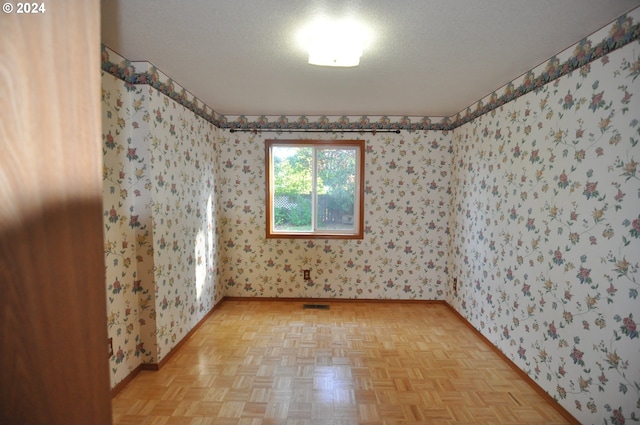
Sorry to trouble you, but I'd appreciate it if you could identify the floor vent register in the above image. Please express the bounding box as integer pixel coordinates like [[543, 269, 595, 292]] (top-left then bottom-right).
[[302, 304, 330, 310]]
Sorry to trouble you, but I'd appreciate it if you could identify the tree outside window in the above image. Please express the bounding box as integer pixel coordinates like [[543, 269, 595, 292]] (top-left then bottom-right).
[[266, 140, 364, 239]]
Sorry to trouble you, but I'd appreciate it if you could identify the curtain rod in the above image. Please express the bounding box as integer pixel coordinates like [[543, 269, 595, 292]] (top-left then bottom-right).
[[228, 128, 401, 134]]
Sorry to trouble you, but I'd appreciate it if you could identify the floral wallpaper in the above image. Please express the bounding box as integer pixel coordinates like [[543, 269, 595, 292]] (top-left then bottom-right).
[[101, 7, 640, 423], [102, 70, 157, 387], [218, 131, 451, 300], [102, 49, 222, 388], [146, 83, 222, 361], [448, 17, 640, 425]]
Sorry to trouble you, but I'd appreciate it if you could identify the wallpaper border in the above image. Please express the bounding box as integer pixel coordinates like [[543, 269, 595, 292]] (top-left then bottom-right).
[[101, 11, 639, 132]]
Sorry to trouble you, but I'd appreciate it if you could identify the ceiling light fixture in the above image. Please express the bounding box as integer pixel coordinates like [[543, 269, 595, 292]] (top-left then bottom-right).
[[300, 17, 371, 67]]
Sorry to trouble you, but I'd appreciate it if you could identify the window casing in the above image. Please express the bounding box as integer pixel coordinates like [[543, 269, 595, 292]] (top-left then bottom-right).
[[265, 139, 364, 239]]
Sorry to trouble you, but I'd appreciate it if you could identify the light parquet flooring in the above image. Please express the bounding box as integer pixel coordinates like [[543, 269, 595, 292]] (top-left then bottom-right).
[[112, 301, 571, 425]]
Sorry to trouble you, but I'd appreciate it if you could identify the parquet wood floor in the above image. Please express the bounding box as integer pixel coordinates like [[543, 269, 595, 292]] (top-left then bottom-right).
[[112, 300, 571, 425]]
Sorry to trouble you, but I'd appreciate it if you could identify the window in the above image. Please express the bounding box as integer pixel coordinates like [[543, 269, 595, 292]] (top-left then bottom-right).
[[265, 139, 364, 239]]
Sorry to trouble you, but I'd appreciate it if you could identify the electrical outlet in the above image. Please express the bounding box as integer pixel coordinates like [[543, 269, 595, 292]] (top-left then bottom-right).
[[303, 269, 311, 280], [108, 337, 113, 358]]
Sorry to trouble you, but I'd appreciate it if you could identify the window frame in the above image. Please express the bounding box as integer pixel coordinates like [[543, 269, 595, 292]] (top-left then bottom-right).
[[265, 139, 365, 240]]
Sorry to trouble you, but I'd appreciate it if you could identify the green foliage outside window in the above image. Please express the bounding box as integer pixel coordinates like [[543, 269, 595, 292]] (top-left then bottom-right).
[[273, 146, 356, 231]]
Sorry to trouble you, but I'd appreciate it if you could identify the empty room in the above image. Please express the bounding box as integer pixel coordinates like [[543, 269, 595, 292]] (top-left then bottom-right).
[[1, 1, 638, 424]]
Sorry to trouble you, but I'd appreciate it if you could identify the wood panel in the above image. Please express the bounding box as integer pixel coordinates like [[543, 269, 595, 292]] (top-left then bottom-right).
[[0, 1, 112, 424], [113, 300, 574, 424]]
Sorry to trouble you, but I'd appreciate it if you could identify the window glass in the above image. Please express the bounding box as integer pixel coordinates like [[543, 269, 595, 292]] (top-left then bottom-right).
[[266, 140, 364, 239]]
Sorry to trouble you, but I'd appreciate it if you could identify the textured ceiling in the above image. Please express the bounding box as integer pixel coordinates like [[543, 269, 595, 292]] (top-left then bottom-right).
[[101, 0, 640, 118]]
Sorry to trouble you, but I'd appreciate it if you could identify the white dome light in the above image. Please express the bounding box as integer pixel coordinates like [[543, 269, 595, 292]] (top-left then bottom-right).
[[299, 17, 372, 67]]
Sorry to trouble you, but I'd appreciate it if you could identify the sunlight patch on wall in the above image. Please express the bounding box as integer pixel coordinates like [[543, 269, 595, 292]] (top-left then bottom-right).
[[195, 230, 206, 300], [207, 193, 214, 274]]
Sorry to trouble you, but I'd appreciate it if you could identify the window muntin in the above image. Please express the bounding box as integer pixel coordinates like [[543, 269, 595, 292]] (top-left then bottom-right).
[[265, 140, 364, 239]]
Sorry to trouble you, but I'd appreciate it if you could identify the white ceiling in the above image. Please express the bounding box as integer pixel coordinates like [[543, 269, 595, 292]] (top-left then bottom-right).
[[101, 0, 640, 118]]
